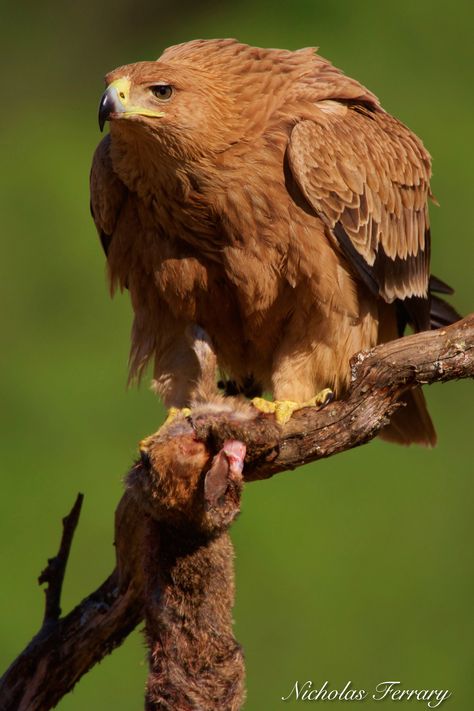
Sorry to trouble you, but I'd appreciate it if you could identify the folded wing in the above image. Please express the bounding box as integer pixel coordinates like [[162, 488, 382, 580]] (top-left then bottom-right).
[[287, 101, 432, 329]]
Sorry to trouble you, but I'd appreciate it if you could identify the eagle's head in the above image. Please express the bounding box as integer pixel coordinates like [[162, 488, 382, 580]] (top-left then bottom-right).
[[98, 39, 322, 167], [98, 42, 256, 164]]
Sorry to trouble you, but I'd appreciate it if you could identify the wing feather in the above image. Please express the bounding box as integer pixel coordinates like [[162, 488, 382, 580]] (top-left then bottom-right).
[[90, 134, 127, 257], [287, 102, 432, 310]]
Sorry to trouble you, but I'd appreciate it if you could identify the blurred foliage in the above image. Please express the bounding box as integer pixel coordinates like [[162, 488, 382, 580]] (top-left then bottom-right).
[[0, 0, 473, 708]]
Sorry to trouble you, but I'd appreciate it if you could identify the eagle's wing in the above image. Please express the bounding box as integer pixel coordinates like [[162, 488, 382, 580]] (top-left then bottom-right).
[[90, 134, 127, 259], [287, 101, 432, 329]]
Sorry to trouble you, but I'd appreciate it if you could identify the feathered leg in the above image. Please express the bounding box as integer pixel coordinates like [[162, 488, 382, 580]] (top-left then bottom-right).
[[256, 291, 379, 424]]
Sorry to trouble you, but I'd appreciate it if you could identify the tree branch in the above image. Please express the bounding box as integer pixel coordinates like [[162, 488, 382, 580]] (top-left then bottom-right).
[[191, 313, 474, 481], [1, 314, 472, 710]]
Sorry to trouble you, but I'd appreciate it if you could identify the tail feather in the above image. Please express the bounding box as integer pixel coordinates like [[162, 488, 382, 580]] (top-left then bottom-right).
[[380, 274, 459, 446], [429, 274, 461, 329], [430, 294, 462, 329], [429, 274, 455, 295], [379, 388, 437, 447]]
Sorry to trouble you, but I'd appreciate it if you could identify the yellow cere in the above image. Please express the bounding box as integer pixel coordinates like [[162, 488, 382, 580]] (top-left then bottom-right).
[[108, 77, 166, 119]]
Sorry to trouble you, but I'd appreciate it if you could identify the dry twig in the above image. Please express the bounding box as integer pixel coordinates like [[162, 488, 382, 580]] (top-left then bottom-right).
[[38, 493, 84, 625]]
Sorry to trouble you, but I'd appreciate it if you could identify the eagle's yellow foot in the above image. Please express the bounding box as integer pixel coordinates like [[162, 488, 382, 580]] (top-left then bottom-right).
[[138, 406, 191, 452], [252, 388, 333, 425], [163, 406, 192, 426]]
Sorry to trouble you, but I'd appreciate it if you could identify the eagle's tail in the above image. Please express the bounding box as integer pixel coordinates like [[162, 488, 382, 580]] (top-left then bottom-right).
[[379, 274, 460, 447], [379, 388, 437, 447], [428, 275, 462, 329]]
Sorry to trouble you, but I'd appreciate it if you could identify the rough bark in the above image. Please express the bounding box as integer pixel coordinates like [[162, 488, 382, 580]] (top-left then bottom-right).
[[0, 314, 473, 710]]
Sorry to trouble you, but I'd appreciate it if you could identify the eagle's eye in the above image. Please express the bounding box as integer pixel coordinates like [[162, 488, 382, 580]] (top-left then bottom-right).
[[150, 84, 173, 101]]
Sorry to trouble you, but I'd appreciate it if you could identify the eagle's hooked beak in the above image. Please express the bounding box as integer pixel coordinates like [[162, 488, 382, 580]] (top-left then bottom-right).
[[98, 78, 130, 132], [98, 77, 165, 131]]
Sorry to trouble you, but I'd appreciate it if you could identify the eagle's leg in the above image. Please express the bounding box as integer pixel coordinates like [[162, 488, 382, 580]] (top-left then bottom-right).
[[247, 317, 337, 424], [253, 288, 380, 424], [140, 324, 220, 452], [152, 323, 218, 405], [160, 323, 220, 418]]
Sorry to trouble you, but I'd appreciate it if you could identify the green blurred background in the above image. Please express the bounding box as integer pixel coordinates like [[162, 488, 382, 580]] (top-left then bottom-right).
[[1, 0, 473, 708]]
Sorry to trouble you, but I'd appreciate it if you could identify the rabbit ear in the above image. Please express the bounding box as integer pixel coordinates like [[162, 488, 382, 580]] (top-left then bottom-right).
[[204, 440, 246, 509], [204, 449, 231, 508]]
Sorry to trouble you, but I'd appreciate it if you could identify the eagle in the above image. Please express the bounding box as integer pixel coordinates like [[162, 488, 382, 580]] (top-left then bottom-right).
[[90, 39, 458, 445]]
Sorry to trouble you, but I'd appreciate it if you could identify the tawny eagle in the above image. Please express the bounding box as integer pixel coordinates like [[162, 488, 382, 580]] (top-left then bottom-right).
[[90, 39, 458, 444]]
